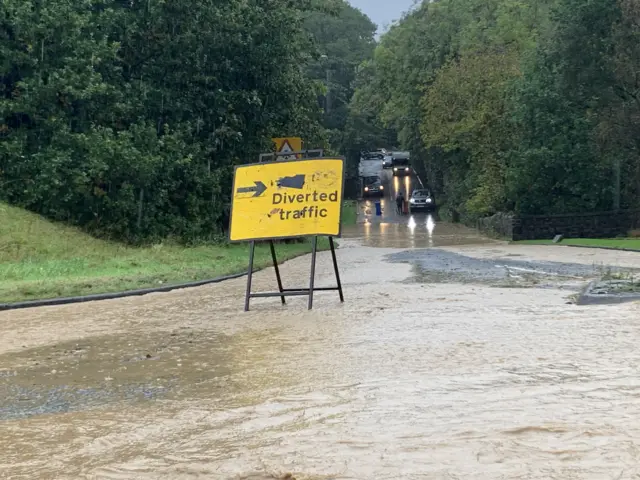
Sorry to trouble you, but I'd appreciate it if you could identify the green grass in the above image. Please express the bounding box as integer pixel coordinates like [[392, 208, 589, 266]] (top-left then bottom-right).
[[516, 238, 640, 251], [341, 200, 357, 226], [0, 203, 333, 303]]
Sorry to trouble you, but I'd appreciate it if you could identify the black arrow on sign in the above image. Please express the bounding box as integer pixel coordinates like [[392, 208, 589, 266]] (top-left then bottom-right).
[[236, 181, 267, 197], [277, 174, 305, 189]]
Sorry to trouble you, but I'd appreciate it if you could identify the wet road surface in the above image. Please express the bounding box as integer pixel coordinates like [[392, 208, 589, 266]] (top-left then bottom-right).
[[352, 162, 491, 248], [3, 178, 640, 478]]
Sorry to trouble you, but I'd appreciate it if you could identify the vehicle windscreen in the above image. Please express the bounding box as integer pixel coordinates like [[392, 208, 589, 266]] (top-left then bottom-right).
[[364, 176, 380, 185], [393, 158, 409, 166], [412, 190, 431, 198]]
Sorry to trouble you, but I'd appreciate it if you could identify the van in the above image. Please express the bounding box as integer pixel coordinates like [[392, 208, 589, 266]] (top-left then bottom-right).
[[392, 153, 411, 176]]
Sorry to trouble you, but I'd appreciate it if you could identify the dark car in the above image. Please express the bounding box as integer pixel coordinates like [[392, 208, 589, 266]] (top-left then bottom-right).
[[362, 175, 384, 197], [409, 189, 436, 212], [392, 157, 411, 176], [382, 154, 393, 169]]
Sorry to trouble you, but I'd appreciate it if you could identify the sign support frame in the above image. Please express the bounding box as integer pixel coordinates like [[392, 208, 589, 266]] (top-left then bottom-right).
[[244, 236, 343, 311]]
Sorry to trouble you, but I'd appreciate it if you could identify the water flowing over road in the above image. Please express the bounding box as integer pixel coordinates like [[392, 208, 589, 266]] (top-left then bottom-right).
[[3, 188, 640, 478]]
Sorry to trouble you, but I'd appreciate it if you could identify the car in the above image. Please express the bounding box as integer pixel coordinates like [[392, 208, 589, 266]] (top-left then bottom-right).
[[382, 155, 394, 169], [362, 151, 385, 161], [392, 158, 411, 176], [362, 175, 385, 197], [409, 189, 436, 212]]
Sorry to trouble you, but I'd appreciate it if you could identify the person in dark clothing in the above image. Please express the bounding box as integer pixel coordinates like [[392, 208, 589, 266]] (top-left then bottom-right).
[[395, 191, 405, 215]]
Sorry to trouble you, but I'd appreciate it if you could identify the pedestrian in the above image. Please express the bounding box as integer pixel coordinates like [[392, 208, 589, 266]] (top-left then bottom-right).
[[396, 191, 405, 215]]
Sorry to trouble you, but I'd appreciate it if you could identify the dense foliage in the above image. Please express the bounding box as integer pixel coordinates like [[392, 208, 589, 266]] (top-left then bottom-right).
[[7, 0, 634, 238], [348, 0, 640, 219], [1, 0, 375, 242], [304, 1, 376, 180]]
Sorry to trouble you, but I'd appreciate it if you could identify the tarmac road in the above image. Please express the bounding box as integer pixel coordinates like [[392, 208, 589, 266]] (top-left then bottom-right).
[[353, 160, 489, 248]]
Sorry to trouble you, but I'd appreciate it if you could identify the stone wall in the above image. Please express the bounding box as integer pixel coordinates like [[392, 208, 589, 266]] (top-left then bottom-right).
[[476, 212, 514, 239], [476, 210, 640, 241]]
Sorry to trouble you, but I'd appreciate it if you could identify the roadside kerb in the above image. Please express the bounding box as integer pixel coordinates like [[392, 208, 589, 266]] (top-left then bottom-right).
[[0, 272, 249, 312], [576, 280, 640, 306], [508, 242, 640, 253]]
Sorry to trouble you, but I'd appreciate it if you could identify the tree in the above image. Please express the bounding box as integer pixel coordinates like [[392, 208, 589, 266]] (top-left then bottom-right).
[[506, 0, 622, 214], [304, 0, 377, 146], [1, 0, 327, 242], [421, 49, 521, 216], [599, 0, 640, 209], [346, 0, 640, 218]]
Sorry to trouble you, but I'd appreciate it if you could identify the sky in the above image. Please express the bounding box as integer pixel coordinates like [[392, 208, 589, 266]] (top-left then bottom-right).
[[347, 0, 417, 35]]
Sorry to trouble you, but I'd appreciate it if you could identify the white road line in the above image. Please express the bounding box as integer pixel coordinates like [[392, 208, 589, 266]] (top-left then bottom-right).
[[495, 265, 583, 279]]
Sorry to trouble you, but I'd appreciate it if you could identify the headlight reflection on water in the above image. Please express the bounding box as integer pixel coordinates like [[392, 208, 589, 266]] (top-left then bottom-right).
[[426, 215, 435, 235], [408, 215, 417, 233], [426, 215, 435, 247]]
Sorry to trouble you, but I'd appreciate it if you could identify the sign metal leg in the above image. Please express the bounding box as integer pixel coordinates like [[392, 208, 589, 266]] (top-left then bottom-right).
[[308, 236, 318, 310], [329, 237, 344, 302], [270, 240, 286, 305], [244, 241, 256, 312]]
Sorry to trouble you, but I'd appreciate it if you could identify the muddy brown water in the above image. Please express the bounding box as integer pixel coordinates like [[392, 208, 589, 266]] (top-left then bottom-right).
[[2, 217, 640, 478]]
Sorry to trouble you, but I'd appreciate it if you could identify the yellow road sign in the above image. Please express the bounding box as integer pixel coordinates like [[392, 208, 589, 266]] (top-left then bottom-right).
[[229, 157, 345, 242], [272, 137, 302, 160]]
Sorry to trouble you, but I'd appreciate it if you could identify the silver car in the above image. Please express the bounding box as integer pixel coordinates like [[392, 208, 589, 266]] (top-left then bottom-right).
[[409, 189, 436, 212]]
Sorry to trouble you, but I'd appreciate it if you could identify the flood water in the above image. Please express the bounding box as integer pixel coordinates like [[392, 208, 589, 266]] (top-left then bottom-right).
[[3, 180, 640, 478], [351, 166, 493, 249]]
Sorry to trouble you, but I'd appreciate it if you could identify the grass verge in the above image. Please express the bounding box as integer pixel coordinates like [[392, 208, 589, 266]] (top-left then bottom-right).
[[342, 200, 357, 225], [516, 238, 640, 251], [0, 203, 331, 303]]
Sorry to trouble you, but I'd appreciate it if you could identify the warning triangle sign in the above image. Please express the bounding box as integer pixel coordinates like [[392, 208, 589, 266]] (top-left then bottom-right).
[[278, 140, 297, 160]]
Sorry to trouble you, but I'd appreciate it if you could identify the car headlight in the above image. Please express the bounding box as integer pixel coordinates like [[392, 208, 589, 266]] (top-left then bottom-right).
[[426, 198, 432, 203], [409, 198, 416, 204], [393, 167, 397, 171], [364, 187, 369, 192], [405, 167, 409, 171], [379, 185, 384, 190]]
